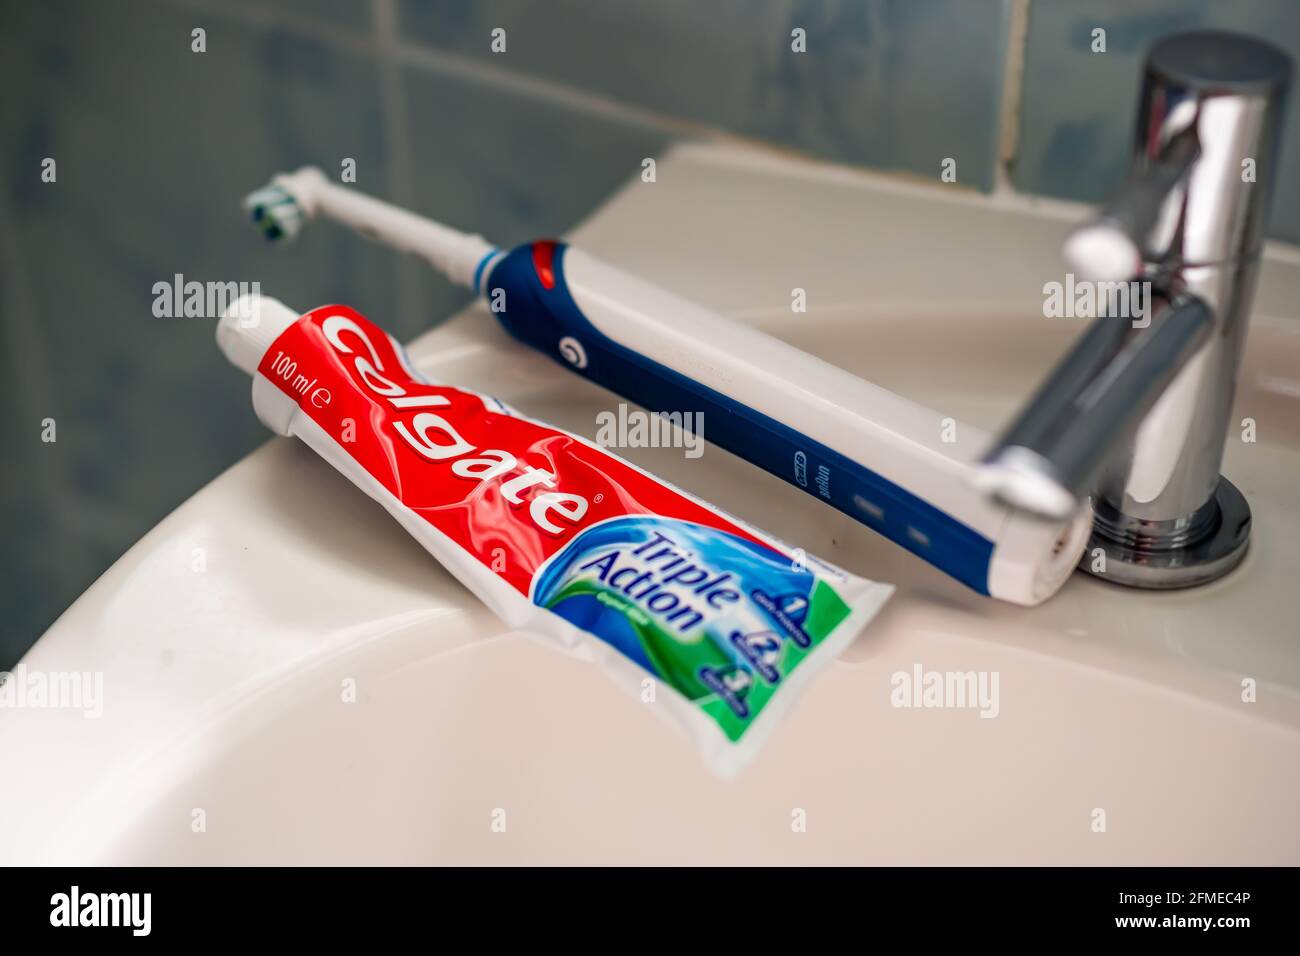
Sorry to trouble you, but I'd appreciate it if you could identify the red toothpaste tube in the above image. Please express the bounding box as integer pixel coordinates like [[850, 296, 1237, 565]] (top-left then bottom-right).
[[217, 295, 892, 775]]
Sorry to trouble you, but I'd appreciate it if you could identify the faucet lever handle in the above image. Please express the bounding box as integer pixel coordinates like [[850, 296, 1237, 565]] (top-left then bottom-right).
[[1062, 130, 1199, 283]]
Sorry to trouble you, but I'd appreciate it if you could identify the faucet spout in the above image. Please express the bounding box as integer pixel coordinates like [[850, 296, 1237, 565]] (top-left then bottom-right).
[[977, 297, 1213, 520]]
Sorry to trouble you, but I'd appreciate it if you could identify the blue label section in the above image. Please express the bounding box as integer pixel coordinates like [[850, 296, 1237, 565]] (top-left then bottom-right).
[[487, 242, 994, 595], [533, 515, 818, 688]]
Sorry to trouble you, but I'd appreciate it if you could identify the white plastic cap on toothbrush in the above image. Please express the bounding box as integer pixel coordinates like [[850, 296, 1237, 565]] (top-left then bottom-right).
[[251, 166, 494, 289]]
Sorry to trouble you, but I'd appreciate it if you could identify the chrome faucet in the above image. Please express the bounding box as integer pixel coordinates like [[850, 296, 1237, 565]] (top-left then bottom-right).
[[979, 31, 1292, 589]]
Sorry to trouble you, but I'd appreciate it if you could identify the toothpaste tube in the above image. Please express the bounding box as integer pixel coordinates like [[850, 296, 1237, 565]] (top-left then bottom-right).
[[217, 295, 893, 776]]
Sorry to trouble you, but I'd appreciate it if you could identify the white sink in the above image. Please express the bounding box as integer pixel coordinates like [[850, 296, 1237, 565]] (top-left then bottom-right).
[[3, 142, 1297, 864]]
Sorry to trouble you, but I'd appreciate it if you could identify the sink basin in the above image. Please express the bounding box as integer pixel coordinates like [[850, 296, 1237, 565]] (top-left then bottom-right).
[[3, 142, 1297, 864]]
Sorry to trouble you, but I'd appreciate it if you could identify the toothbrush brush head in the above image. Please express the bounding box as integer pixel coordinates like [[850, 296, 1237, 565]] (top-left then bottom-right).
[[242, 184, 305, 243]]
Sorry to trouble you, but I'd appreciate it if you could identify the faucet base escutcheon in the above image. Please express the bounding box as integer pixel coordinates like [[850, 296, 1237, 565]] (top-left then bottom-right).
[[1081, 476, 1251, 589]]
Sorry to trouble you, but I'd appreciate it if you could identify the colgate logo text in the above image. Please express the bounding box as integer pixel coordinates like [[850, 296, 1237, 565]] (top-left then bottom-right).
[[321, 314, 589, 535]]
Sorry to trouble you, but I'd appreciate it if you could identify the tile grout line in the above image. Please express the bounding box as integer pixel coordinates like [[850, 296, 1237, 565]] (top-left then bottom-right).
[[993, 0, 1031, 198], [371, 0, 426, 329], [159, 0, 696, 140], [389, 39, 711, 142]]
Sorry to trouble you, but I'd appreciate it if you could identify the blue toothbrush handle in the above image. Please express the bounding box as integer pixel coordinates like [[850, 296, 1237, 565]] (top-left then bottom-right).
[[484, 240, 996, 595]]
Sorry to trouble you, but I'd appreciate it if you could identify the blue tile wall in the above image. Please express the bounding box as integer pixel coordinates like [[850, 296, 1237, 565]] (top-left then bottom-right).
[[399, 0, 1012, 192], [400, 67, 670, 247], [1014, 0, 1300, 243], [0, 0, 396, 667]]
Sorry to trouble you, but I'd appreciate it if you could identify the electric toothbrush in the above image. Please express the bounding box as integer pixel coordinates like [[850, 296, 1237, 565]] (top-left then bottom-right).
[[243, 167, 1091, 605]]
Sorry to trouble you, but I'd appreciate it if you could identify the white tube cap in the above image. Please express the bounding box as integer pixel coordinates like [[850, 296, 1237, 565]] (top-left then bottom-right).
[[216, 294, 299, 374]]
